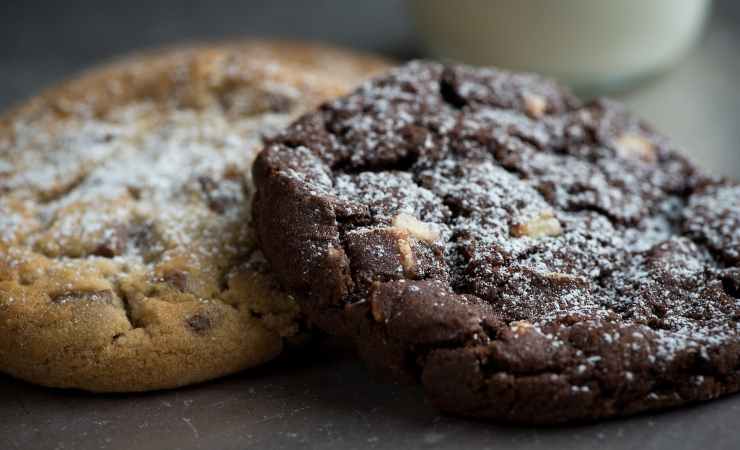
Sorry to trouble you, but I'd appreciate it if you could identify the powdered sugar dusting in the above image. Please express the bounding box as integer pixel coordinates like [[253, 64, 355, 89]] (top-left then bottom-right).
[[1, 78, 310, 279], [266, 60, 740, 373]]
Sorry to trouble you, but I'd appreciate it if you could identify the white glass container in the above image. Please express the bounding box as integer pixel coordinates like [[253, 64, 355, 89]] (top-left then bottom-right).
[[409, 0, 711, 94]]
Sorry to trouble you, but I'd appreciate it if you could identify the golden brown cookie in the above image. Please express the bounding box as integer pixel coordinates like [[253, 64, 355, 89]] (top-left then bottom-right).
[[0, 40, 390, 392]]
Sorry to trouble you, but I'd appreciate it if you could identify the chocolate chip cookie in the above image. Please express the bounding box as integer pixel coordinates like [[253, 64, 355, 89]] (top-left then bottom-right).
[[253, 61, 740, 423], [0, 41, 390, 392]]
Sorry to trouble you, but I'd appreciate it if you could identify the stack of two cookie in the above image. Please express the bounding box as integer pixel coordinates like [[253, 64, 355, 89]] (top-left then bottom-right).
[[2, 41, 738, 424]]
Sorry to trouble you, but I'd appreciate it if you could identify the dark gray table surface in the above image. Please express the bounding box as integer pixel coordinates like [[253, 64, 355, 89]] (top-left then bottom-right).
[[2, 342, 740, 450], [1, 1, 739, 449]]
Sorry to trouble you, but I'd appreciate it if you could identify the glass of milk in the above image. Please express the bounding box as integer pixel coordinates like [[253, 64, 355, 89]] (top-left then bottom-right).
[[408, 0, 711, 95]]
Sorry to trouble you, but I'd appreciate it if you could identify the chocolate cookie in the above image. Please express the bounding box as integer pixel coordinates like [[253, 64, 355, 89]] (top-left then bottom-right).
[[0, 41, 390, 392], [253, 61, 740, 423]]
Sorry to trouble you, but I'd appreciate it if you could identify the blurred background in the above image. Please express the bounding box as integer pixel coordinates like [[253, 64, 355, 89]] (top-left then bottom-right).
[[1, 0, 738, 177]]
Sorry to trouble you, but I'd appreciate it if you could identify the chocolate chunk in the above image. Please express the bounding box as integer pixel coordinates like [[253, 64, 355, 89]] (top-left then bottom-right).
[[52, 290, 116, 305], [162, 270, 190, 292], [261, 92, 295, 113], [93, 224, 128, 258], [185, 312, 212, 335], [198, 174, 242, 214]]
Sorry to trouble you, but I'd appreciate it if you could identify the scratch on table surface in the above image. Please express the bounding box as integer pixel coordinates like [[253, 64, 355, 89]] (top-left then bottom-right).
[[182, 417, 199, 440], [256, 413, 284, 424], [256, 406, 310, 424]]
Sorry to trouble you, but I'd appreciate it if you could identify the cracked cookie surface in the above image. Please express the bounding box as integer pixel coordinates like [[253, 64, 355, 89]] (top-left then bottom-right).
[[0, 41, 390, 392], [254, 61, 740, 423]]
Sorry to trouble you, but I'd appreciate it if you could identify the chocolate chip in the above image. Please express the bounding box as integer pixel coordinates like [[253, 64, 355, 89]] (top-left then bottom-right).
[[198, 175, 218, 193], [162, 270, 189, 292], [261, 92, 294, 113], [129, 221, 156, 249], [126, 185, 142, 200], [197, 174, 240, 214], [93, 224, 128, 257], [93, 221, 158, 259], [52, 290, 115, 305], [185, 313, 211, 335]]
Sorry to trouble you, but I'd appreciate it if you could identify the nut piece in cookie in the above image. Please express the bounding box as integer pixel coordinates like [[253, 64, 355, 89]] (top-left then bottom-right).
[[391, 213, 441, 243], [613, 133, 657, 163], [522, 93, 548, 118], [510, 211, 563, 238]]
